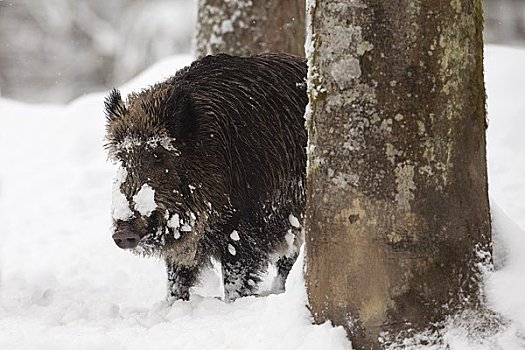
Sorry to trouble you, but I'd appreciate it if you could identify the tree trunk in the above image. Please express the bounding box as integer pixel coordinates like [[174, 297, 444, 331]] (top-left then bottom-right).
[[195, 0, 305, 57], [305, 0, 491, 348]]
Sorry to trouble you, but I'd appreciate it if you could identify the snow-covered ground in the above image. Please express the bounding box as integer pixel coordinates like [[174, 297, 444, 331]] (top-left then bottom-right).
[[0, 46, 524, 349]]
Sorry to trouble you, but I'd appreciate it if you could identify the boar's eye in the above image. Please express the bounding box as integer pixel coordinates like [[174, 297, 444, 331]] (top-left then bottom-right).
[[150, 151, 165, 164]]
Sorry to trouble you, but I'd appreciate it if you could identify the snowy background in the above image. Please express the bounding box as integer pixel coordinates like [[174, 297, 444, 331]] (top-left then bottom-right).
[[0, 0, 196, 103], [0, 0, 524, 104], [1, 1, 525, 348], [0, 45, 524, 350]]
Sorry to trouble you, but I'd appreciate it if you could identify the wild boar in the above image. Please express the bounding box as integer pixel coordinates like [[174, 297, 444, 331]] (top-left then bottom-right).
[[105, 53, 307, 301]]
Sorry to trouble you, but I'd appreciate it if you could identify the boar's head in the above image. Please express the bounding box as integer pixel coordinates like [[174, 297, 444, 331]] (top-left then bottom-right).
[[104, 86, 212, 262]]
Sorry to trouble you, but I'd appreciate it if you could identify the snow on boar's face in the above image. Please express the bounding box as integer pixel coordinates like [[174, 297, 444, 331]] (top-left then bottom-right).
[[104, 87, 209, 261]]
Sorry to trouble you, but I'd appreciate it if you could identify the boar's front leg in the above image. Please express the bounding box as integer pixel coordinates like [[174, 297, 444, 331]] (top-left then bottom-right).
[[165, 256, 201, 301], [221, 232, 266, 302]]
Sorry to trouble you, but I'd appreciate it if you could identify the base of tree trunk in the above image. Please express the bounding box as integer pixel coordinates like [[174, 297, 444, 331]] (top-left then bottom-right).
[[304, 1, 492, 348]]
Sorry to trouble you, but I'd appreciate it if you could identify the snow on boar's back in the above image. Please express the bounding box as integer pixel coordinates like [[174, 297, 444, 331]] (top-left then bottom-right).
[[104, 53, 307, 301]]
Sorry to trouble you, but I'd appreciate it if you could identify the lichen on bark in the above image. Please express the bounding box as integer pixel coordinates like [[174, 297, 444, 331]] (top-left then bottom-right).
[[305, 1, 492, 348], [195, 0, 305, 57]]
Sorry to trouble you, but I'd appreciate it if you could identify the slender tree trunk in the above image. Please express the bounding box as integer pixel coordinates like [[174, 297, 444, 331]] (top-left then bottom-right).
[[305, 0, 491, 348], [195, 0, 305, 57]]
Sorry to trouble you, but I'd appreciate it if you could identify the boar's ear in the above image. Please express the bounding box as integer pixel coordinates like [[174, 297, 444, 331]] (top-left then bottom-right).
[[163, 86, 198, 143], [104, 88, 127, 123]]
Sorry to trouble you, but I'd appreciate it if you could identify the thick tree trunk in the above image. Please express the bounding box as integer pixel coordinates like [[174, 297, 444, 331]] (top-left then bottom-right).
[[305, 0, 491, 348], [195, 0, 305, 57]]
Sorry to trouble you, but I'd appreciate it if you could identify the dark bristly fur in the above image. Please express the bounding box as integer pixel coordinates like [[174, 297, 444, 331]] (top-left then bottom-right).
[[105, 53, 307, 301]]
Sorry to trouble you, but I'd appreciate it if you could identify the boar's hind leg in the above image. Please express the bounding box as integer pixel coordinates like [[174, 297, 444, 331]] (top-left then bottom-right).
[[273, 253, 299, 293], [165, 257, 201, 301], [221, 248, 266, 302], [271, 224, 303, 293]]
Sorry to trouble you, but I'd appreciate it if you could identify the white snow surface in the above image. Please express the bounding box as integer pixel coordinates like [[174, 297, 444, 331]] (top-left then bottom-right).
[[133, 184, 157, 217], [111, 166, 134, 221], [289, 213, 301, 228], [167, 213, 181, 239], [0, 47, 524, 349], [230, 230, 240, 241], [228, 244, 237, 256]]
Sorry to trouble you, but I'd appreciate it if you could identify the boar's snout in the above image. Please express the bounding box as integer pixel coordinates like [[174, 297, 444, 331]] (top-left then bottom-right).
[[112, 229, 140, 249]]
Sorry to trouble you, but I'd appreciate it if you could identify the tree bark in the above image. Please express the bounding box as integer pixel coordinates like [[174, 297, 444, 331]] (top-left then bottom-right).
[[305, 0, 491, 348], [195, 0, 305, 58]]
